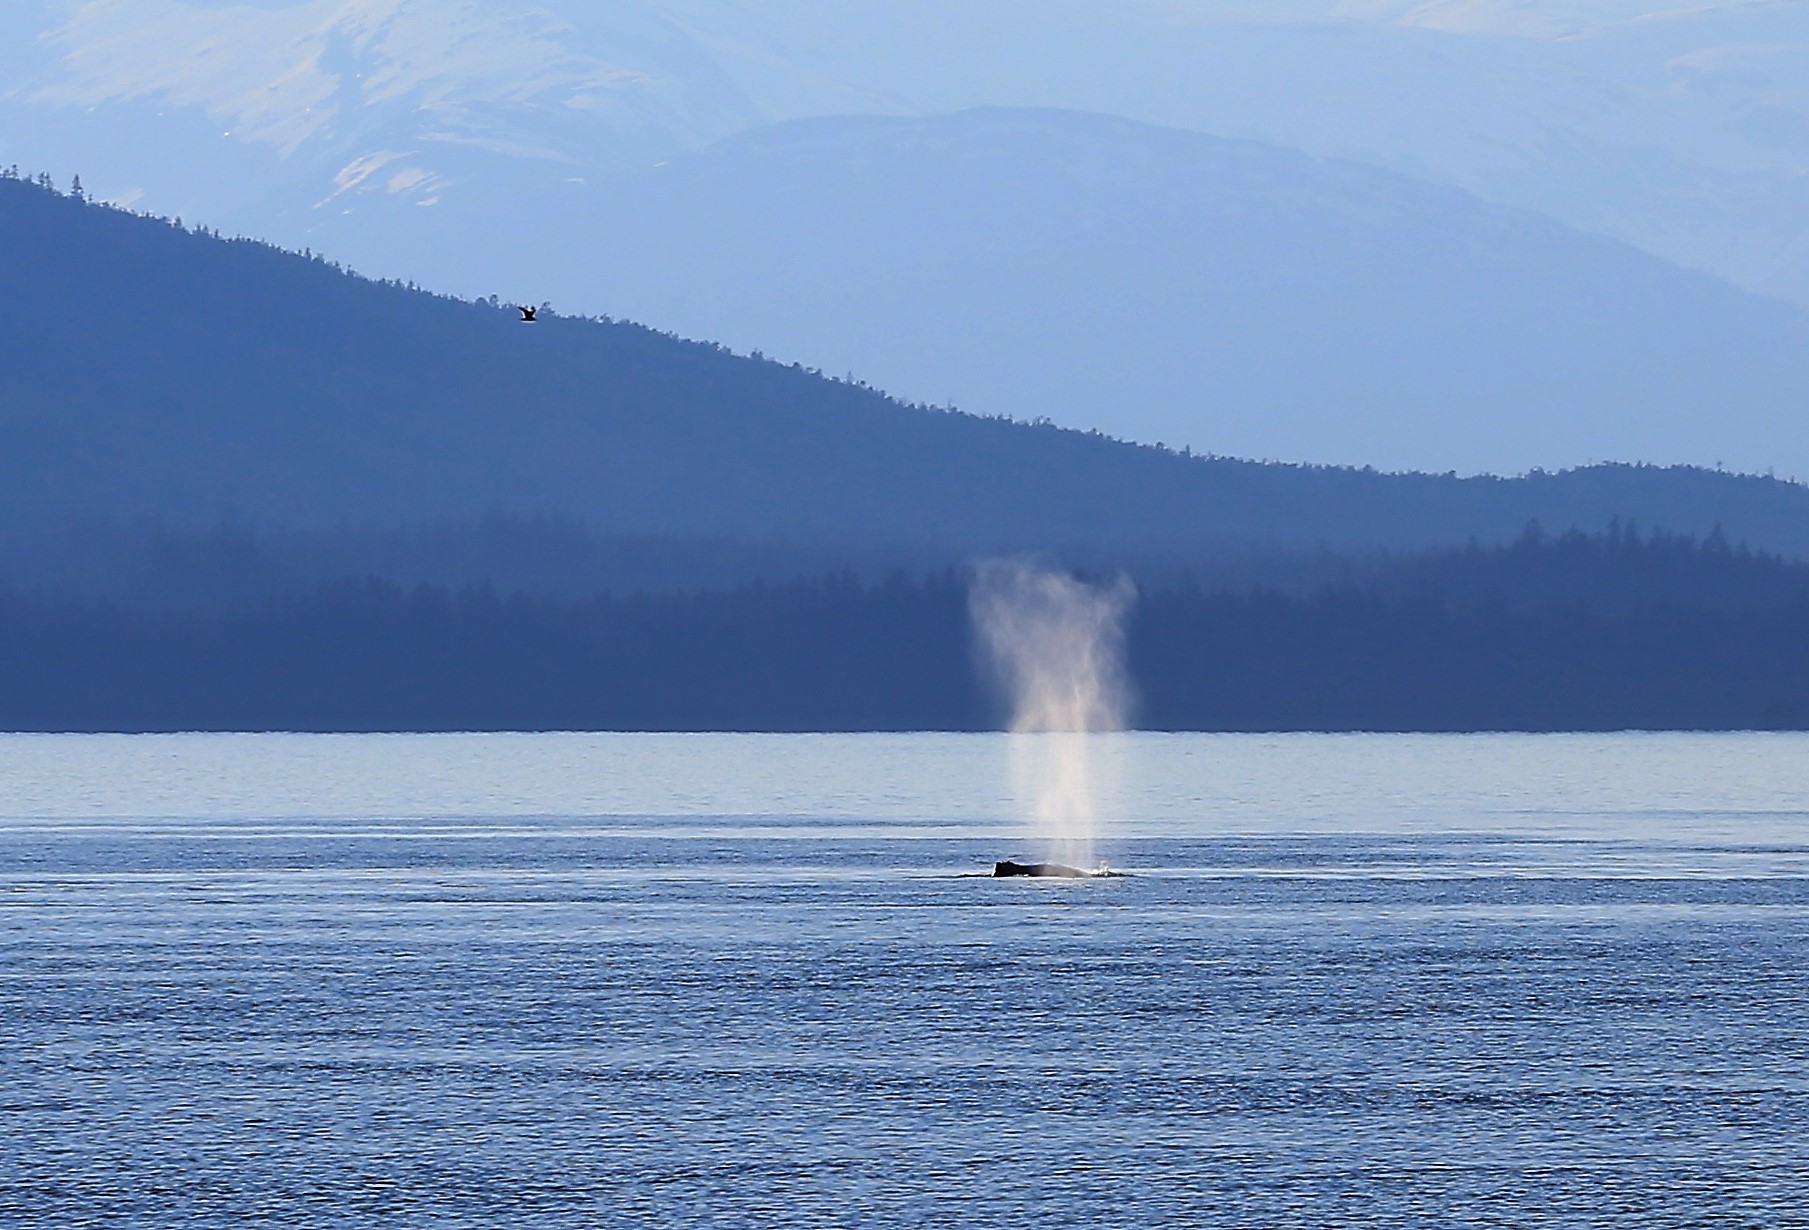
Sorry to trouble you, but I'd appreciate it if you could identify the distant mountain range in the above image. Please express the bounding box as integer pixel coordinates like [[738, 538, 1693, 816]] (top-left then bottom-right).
[[7, 2, 1808, 474], [525, 108, 1809, 477], [7, 171, 1809, 602], [4, 0, 1805, 306]]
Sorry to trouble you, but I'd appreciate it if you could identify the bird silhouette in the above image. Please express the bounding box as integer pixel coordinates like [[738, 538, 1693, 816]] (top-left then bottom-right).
[[518, 305, 538, 322]]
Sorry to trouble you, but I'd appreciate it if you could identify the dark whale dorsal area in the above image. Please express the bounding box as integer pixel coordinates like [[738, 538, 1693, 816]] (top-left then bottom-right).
[[994, 860, 1093, 878]]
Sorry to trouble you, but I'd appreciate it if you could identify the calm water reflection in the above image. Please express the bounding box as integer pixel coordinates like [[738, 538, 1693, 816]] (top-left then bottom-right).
[[3, 733, 1807, 1227]]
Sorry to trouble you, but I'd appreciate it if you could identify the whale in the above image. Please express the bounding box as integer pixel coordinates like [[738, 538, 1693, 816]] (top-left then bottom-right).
[[993, 859, 1093, 878]]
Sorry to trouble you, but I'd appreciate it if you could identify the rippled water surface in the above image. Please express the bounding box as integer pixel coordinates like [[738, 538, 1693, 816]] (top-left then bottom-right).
[[4, 732, 1808, 1227]]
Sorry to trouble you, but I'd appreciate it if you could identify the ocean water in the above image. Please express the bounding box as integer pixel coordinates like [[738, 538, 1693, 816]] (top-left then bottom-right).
[[2, 732, 1807, 1228]]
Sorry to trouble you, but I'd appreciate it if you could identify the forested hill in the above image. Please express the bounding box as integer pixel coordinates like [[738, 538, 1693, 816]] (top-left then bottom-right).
[[6, 171, 1809, 573]]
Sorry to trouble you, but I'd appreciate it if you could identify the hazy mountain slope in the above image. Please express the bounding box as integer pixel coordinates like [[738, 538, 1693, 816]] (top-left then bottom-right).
[[660, 0, 1809, 304], [542, 108, 1809, 477], [6, 173, 1809, 571], [0, 0, 804, 263], [3, 0, 1804, 306]]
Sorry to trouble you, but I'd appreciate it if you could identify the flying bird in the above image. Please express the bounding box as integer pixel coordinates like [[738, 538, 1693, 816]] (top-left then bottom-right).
[[518, 305, 538, 322]]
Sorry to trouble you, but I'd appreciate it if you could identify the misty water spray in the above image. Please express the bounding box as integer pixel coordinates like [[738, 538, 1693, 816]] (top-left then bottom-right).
[[970, 561, 1135, 870]]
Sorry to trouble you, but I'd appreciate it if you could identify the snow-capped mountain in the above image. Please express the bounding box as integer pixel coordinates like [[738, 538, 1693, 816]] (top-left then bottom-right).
[[4, 0, 1805, 304], [0, 0, 768, 233], [4, 1, 1808, 474]]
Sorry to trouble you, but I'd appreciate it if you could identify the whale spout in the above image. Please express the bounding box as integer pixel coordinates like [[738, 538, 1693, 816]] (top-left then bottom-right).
[[994, 859, 1092, 878]]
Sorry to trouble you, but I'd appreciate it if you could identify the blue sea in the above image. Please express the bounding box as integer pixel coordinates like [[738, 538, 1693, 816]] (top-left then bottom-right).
[[3, 732, 1807, 1228]]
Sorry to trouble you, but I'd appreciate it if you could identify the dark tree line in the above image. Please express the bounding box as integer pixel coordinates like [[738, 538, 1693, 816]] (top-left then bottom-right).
[[1133, 587, 1809, 732], [3, 529, 1809, 732], [0, 573, 978, 733]]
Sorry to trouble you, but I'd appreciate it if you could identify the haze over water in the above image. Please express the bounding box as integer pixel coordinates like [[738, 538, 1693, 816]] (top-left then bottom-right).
[[4, 732, 1808, 1227]]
